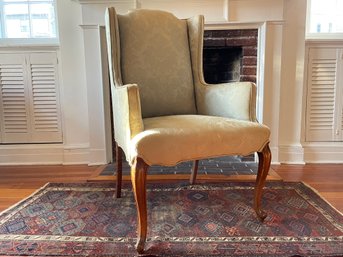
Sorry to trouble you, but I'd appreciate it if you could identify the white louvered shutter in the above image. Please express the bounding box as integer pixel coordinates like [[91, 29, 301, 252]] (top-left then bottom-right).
[[338, 49, 343, 141], [0, 54, 31, 143], [0, 52, 62, 143], [305, 48, 343, 142], [28, 53, 62, 143]]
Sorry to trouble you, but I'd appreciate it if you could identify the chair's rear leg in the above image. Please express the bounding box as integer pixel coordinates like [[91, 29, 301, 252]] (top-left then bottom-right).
[[254, 143, 271, 221], [190, 160, 199, 185], [115, 143, 123, 198], [131, 157, 149, 254]]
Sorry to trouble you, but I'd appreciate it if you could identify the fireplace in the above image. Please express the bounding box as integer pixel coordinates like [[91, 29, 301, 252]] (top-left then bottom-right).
[[203, 29, 258, 84]]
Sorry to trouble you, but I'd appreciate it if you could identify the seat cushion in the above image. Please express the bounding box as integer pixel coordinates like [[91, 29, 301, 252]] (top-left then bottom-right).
[[129, 115, 270, 166]]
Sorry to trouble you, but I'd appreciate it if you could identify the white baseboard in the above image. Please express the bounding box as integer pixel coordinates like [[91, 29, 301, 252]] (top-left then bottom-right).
[[87, 148, 109, 166], [2, 143, 343, 165], [303, 143, 343, 163], [275, 143, 343, 164], [278, 145, 305, 164], [270, 146, 280, 165], [0, 144, 64, 165], [63, 144, 90, 165], [0, 144, 106, 165]]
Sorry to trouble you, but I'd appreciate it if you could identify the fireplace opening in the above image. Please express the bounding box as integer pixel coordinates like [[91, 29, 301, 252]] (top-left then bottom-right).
[[203, 47, 242, 83], [202, 29, 258, 85]]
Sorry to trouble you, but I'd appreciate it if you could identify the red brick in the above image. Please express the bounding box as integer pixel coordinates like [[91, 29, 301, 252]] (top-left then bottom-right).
[[209, 30, 234, 38], [243, 46, 257, 56], [204, 30, 212, 38], [241, 29, 258, 37], [226, 37, 257, 47], [241, 66, 256, 76], [242, 56, 257, 66], [209, 29, 258, 38], [204, 38, 226, 47], [240, 75, 256, 83]]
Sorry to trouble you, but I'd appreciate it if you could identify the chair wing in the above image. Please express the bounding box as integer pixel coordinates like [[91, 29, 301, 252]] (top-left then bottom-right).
[[187, 15, 257, 121]]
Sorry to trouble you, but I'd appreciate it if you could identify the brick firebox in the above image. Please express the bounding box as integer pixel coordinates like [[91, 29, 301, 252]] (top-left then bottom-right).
[[203, 29, 258, 84]]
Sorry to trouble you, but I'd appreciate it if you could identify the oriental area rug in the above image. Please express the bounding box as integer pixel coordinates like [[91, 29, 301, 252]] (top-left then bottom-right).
[[0, 182, 342, 257]]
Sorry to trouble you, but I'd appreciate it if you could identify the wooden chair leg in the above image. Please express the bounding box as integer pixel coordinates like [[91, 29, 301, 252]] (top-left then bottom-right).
[[254, 143, 271, 221], [115, 143, 123, 198], [131, 157, 149, 254], [190, 160, 199, 185]]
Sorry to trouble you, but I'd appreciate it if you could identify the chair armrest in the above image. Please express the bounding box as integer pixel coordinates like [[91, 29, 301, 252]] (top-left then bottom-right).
[[112, 84, 144, 157], [196, 81, 257, 121]]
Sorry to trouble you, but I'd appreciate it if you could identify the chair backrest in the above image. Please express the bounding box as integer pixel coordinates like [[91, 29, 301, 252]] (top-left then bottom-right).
[[107, 8, 197, 118]]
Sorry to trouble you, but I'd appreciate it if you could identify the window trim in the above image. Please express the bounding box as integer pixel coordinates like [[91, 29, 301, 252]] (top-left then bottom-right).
[[0, 37, 59, 47], [306, 0, 343, 40]]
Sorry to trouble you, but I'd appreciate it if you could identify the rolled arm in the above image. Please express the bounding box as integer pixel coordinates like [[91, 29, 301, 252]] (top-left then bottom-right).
[[196, 81, 257, 122], [112, 84, 144, 159]]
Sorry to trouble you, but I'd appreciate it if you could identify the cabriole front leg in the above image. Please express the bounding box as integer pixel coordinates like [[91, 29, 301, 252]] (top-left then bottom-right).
[[254, 143, 271, 221], [131, 157, 149, 254]]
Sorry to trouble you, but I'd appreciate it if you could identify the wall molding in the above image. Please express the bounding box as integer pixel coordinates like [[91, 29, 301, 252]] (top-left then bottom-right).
[[278, 145, 305, 164], [0, 144, 90, 165], [277, 143, 343, 164], [303, 143, 343, 163]]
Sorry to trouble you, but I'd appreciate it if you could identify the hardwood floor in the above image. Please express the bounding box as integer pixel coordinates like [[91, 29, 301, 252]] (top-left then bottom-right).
[[0, 164, 342, 213], [0, 165, 99, 212], [272, 164, 343, 213]]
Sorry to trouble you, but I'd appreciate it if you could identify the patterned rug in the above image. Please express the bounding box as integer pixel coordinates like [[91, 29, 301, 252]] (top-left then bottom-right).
[[0, 181, 342, 257]]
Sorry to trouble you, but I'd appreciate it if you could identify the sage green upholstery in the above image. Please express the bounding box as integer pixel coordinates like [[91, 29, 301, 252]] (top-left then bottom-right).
[[118, 9, 197, 118], [132, 115, 269, 166], [105, 8, 270, 166]]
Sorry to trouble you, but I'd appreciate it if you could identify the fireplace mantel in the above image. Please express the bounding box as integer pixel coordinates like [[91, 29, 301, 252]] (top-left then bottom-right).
[[75, 0, 230, 23]]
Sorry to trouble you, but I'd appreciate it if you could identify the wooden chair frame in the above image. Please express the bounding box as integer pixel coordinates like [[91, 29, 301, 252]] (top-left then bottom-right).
[[115, 142, 271, 253]]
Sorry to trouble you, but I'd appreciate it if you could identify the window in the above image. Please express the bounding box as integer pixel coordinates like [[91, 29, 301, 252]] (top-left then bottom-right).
[[307, 0, 343, 38], [0, 0, 58, 44]]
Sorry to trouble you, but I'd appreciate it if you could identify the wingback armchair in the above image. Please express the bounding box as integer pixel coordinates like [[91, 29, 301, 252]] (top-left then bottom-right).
[[105, 7, 271, 253]]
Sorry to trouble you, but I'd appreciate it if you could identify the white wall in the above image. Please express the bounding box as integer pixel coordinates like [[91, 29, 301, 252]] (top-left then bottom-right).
[[278, 0, 307, 163], [57, 0, 90, 164], [0, 0, 91, 165]]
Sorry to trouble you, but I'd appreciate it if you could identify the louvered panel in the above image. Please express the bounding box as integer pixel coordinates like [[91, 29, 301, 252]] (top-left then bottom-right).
[[305, 48, 342, 142], [28, 53, 62, 143], [0, 63, 30, 137], [308, 59, 335, 131], [31, 64, 59, 132]]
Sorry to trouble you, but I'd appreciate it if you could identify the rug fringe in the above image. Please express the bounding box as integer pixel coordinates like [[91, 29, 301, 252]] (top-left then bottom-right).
[[300, 181, 343, 216]]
